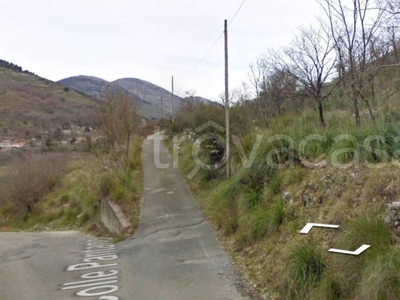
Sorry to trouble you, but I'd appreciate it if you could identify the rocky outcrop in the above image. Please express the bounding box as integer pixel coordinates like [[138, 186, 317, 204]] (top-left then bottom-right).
[[386, 202, 400, 236]]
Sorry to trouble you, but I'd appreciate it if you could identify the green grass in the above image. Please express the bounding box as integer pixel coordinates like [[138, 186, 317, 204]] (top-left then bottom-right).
[[238, 206, 271, 243], [268, 174, 283, 195], [237, 187, 263, 210], [34, 158, 101, 230], [356, 245, 400, 299], [287, 241, 326, 299], [272, 200, 285, 229], [205, 179, 240, 235], [281, 214, 400, 299], [331, 215, 400, 299]]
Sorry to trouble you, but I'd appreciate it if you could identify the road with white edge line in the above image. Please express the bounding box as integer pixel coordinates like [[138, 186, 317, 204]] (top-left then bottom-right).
[[0, 134, 251, 299]]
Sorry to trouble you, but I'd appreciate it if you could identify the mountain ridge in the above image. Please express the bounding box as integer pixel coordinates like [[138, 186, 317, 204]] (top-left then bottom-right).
[[59, 75, 213, 120]]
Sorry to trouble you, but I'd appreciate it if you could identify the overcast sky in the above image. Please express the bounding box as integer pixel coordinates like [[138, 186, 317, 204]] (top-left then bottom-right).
[[0, 0, 322, 100]]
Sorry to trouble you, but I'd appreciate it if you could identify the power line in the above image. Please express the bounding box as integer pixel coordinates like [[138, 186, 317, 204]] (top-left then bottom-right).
[[229, 0, 246, 26], [185, 0, 247, 77], [186, 31, 224, 77]]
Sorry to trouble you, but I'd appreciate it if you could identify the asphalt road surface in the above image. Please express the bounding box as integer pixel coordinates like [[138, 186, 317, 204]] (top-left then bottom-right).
[[0, 134, 251, 300]]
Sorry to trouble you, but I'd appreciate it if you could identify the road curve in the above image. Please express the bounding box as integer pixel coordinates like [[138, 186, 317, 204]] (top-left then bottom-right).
[[0, 134, 251, 300]]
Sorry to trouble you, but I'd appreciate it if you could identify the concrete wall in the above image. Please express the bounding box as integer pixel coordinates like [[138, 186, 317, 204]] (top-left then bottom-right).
[[101, 198, 130, 235]]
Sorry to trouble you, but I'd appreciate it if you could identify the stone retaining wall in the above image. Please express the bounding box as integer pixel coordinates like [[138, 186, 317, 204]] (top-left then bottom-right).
[[101, 198, 130, 235]]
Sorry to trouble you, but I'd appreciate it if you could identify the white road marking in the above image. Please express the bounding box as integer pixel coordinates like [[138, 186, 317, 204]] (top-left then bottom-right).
[[76, 285, 119, 297], [62, 239, 121, 299], [67, 262, 118, 271], [62, 280, 118, 290], [63, 276, 118, 286]]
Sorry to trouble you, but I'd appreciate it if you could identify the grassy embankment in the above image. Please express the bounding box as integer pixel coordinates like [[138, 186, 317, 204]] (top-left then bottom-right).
[[0, 137, 143, 238], [169, 99, 400, 299]]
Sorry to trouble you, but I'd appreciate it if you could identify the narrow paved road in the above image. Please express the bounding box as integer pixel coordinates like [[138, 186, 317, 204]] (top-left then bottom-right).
[[0, 231, 90, 299], [0, 134, 250, 300]]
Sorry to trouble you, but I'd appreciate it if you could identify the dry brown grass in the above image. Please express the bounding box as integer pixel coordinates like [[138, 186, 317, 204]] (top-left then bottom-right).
[[0, 153, 68, 223]]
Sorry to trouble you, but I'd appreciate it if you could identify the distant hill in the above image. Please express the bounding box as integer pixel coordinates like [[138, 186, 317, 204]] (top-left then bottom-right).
[[0, 59, 214, 141], [59, 76, 213, 120], [60, 76, 163, 120], [113, 78, 214, 111], [113, 78, 183, 113], [59, 76, 121, 100], [0, 65, 97, 141]]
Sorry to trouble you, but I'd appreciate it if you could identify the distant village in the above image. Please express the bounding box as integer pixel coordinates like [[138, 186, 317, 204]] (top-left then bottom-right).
[[0, 125, 98, 151]]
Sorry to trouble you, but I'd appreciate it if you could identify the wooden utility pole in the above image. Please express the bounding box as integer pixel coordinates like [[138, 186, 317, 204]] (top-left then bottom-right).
[[171, 76, 175, 123], [224, 19, 230, 179], [161, 96, 163, 119]]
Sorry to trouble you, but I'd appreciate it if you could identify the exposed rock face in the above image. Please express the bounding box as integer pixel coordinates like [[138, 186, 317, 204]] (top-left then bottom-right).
[[303, 195, 311, 207], [282, 191, 291, 202], [386, 202, 400, 236]]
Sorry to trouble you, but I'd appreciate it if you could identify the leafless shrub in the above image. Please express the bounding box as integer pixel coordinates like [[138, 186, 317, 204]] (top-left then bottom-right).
[[96, 90, 140, 159], [0, 153, 68, 218]]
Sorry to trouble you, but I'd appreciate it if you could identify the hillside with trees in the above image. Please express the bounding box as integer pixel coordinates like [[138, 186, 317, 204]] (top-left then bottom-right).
[[0, 59, 36, 76], [0, 63, 98, 142], [167, 1, 400, 299]]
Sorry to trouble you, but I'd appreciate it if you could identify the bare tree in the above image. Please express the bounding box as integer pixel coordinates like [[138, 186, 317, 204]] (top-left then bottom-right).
[[269, 26, 339, 127], [248, 61, 263, 99], [385, 26, 400, 63], [247, 59, 271, 120], [317, 0, 391, 125], [262, 68, 297, 116], [218, 89, 241, 107], [120, 93, 140, 158], [383, 0, 400, 15], [96, 90, 140, 158], [238, 82, 253, 104]]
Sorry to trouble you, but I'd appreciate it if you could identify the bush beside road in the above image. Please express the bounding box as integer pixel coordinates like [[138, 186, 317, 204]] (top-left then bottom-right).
[[0, 136, 143, 238]]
